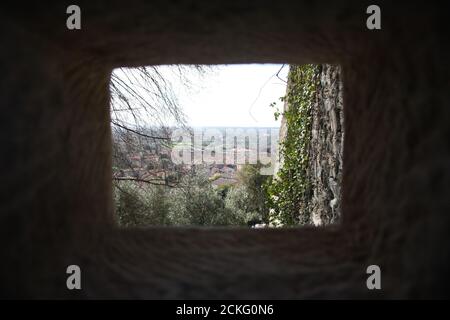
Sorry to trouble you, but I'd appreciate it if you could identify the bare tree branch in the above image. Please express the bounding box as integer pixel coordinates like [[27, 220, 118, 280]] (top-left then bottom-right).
[[113, 176, 178, 188], [111, 121, 170, 141], [109, 65, 211, 189]]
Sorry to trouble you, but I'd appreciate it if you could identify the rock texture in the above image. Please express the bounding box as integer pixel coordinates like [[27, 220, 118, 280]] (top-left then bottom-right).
[[1, 1, 449, 299], [276, 64, 343, 226], [309, 65, 344, 225]]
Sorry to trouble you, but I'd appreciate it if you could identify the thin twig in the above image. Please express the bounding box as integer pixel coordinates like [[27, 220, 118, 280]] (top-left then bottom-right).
[[111, 121, 170, 140]]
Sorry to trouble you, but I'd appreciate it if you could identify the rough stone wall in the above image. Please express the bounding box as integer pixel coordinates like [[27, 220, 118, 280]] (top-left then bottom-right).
[[309, 65, 344, 226], [1, 1, 449, 299], [276, 64, 343, 226]]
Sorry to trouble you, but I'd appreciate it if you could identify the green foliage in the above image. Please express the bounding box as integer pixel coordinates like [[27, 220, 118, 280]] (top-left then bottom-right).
[[270, 101, 281, 121], [208, 172, 222, 181], [224, 185, 261, 224], [114, 181, 171, 227], [216, 183, 233, 199], [266, 64, 320, 226], [114, 165, 271, 227], [167, 171, 230, 226], [236, 163, 271, 222]]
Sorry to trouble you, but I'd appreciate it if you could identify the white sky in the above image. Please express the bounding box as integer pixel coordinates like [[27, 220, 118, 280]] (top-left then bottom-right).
[[112, 64, 289, 128], [175, 64, 288, 128]]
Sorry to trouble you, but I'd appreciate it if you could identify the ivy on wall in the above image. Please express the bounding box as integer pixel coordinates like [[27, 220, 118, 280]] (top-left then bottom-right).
[[266, 64, 320, 226]]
